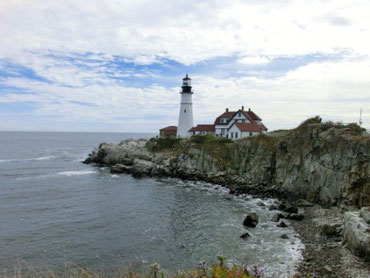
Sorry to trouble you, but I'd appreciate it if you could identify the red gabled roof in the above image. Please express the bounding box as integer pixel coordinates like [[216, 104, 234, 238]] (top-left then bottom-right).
[[214, 111, 237, 125], [258, 123, 268, 131], [214, 109, 262, 125], [231, 122, 265, 132], [189, 124, 215, 132], [160, 125, 177, 131], [245, 110, 262, 121]]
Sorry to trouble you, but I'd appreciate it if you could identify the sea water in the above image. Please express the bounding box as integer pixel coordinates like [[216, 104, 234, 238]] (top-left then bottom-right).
[[0, 132, 303, 276]]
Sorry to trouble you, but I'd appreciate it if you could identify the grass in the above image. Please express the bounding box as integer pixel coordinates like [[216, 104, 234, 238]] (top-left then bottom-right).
[[0, 257, 268, 278], [147, 137, 182, 152], [190, 134, 232, 145], [296, 116, 366, 135]]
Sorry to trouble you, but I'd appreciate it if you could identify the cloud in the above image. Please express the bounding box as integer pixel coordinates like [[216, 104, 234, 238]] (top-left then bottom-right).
[[1, 54, 369, 131], [238, 56, 270, 65], [1, 0, 370, 64], [0, 0, 369, 131]]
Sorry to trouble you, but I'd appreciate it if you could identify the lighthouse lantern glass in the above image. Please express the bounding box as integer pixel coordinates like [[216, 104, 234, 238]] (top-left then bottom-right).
[[183, 80, 191, 87]]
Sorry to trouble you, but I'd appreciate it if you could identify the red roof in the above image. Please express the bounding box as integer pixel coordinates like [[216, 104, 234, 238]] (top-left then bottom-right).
[[214, 109, 262, 125], [246, 110, 262, 121], [230, 122, 265, 132], [214, 112, 236, 125], [160, 125, 177, 131], [189, 124, 215, 132]]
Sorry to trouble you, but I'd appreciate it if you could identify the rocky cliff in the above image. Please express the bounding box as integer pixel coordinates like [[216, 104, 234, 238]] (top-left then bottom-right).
[[84, 123, 370, 208]]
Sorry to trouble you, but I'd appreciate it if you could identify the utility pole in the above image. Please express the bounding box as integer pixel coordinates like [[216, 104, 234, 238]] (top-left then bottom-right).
[[359, 108, 363, 126]]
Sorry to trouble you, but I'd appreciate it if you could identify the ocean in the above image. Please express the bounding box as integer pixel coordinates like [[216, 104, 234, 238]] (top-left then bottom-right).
[[0, 131, 303, 276]]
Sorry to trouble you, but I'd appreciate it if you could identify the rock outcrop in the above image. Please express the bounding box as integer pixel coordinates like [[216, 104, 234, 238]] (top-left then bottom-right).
[[85, 124, 370, 208], [343, 207, 370, 261]]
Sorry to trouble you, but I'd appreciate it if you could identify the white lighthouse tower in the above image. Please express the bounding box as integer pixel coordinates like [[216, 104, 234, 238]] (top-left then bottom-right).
[[177, 74, 194, 138]]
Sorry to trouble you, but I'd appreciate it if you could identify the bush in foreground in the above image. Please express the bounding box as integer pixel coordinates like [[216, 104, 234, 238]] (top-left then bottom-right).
[[1, 257, 271, 278]]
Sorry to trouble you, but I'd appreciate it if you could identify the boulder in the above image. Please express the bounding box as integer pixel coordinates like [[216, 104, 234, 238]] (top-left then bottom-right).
[[110, 164, 132, 174], [277, 221, 288, 228], [294, 199, 314, 207], [243, 213, 259, 228], [280, 233, 289, 239], [322, 222, 342, 237], [283, 205, 298, 214], [360, 207, 370, 224], [132, 159, 155, 175], [278, 203, 287, 211], [269, 204, 278, 211], [271, 213, 283, 222], [323, 265, 333, 273], [343, 211, 370, 260], [257, 201, 266, 207], [288, 213, 304, 221], [240, 232, 250, 239]]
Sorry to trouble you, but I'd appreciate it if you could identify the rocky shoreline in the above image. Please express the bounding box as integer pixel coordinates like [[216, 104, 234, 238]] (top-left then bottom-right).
[[291, 206, 370, 278], [84, 124, 370, 276]]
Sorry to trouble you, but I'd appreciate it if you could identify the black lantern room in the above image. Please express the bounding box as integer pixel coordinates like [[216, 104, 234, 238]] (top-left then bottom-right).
[[181, 74, 192, 93]]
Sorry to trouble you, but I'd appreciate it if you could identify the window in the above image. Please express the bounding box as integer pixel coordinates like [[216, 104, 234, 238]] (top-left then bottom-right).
[[238, 112, 241, 117], [249, 132, 252, 136], [231, 132, 234, 138], [242, 120, 245, 123], [235, 132, 238, 138], [184, 109, 186, 113], [221, 129, 225, 135]]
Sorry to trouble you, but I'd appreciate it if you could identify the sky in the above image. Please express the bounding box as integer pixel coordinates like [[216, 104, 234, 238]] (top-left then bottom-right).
[[0, 0, 369, 132]]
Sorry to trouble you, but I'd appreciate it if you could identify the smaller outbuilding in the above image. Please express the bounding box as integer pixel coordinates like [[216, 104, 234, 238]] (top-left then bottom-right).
[[227, 122, 266, 139], [188, 124, 215, 136], [159, 126, 177, 137]]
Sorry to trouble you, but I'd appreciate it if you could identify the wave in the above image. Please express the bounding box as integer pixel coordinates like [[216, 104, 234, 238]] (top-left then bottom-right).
[[0, 156, 56, 163], [0, 159, 17, 163], [57, 170, 96, 176], [32, 155, 56, 161]]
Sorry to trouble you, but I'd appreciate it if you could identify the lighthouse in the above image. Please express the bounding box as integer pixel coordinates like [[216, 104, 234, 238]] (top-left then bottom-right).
[[177, 74, 194, 138]]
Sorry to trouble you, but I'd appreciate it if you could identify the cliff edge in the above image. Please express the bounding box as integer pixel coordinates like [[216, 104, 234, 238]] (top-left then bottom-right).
[[85, 121, 370, 208]]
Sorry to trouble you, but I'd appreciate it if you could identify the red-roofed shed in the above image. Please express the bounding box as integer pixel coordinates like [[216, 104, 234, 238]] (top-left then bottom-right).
[[159, 126, 177, 137]]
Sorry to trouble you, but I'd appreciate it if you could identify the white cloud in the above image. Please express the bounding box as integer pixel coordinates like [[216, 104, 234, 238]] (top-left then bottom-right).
[[1, 0, 370, 64], [1, 55, 369, 131], [193, 57, 370, 129], [0, 0, 369, 131], [238, 56, 270, 65]]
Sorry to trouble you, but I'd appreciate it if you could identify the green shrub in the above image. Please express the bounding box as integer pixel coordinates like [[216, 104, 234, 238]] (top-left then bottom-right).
[[147, 136, 182, 151], [299, 116, 322, 127], [190, 134, 232, 144], [343, 123, 366, 135]]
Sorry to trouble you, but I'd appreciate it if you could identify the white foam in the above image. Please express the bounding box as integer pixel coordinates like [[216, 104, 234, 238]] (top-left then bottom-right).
[[0, 156, 56, 163], [57, 170, 96, 176], [0, 159, 13, 163], [32, 156, 56, 161]]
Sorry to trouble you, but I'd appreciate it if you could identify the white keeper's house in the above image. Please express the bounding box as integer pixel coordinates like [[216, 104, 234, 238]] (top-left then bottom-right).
[[159, 75, 268, 139], [189, 107, 267, 139]]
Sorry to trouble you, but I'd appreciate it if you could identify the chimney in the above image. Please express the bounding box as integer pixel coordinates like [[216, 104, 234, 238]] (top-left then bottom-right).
[[248, 108, 251, 112], [226, 108, 229, 112], [242, 106, 244, 111]]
